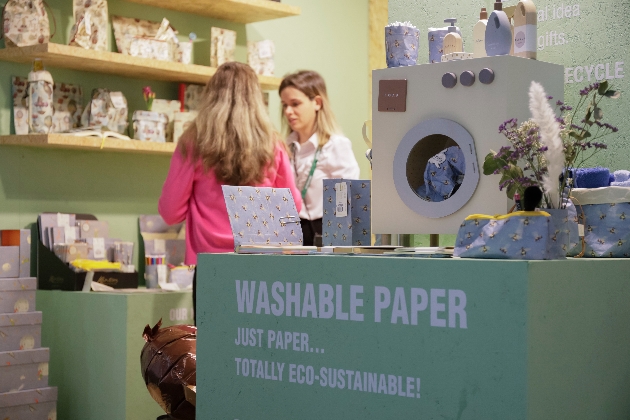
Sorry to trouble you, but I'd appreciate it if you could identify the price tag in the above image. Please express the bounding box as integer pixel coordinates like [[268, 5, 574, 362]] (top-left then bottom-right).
[[64, 227, 76, 243], [257, 40, 274, 59], [109, 92, 127, 109], [335, 182, 348, 217], [578, 224, 585, 237], [57, 213, 70, 228], [92, 237, 105, 259]]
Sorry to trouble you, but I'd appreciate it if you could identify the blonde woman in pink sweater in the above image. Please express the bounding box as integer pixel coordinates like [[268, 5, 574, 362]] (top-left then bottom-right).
[[159, 62, 301, 324]]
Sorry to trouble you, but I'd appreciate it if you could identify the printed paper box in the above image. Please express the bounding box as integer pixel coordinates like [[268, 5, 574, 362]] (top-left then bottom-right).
[[0, 312, 42, 352], [173, 111, 197, 143], [210, 27, 236, 68], [0, 386, 57, 420], [152, 99, 182, 142], [1, 230, 31, 278], [0, 246, 20, 278], [247, 40, 275, 76], [322, 179, 371, 246], [0, 277, 36, 313], [0, 348, 49, 393]]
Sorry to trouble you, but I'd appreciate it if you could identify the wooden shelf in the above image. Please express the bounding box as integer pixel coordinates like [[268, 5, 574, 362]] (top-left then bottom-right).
[[0, 134, 177, 155], [0, 43, 282, 90], [123, 0, 300, 23]]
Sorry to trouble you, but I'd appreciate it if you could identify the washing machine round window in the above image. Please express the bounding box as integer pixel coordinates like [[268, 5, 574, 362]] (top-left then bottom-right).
[[393, 118, 479, 219]]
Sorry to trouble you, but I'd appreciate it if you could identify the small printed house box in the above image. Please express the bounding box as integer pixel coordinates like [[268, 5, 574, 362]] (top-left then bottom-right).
[[323, 179, 372, 246]]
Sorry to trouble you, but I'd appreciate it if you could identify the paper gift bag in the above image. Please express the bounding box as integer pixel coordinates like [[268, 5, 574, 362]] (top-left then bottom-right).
[[322, 179, 372, 246], [69, 0, 108, 51], [11, 77, 29, 135], [3, 0, 50, 48], [210, 27, 236, 68], [81, 89, 128, 134], [112, 16, 162, 55]]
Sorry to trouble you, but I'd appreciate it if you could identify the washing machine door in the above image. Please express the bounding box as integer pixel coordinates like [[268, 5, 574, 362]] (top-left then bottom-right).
[[393, 118, 479, 218]]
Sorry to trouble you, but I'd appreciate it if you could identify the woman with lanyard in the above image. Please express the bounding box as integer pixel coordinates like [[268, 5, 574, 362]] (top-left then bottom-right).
[[280, 70, 360, 246]]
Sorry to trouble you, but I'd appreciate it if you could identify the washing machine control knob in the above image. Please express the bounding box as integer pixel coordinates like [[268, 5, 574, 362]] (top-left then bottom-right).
[[442, 72, 458, 88], [460, 71, 475, 87], [479, 68, 495, 84]]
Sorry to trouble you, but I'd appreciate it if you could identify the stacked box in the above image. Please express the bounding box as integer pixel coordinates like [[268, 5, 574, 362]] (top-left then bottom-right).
[[0, 278, 36, 313], [0, 387, 57, 419], [0, 272, 57, 418], [0, 312, 42, 352], [0, 348, 49, 393]]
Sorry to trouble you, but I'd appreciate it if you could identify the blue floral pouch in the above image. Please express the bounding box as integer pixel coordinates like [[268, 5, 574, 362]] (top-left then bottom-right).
[[454, 211, 567, 260]]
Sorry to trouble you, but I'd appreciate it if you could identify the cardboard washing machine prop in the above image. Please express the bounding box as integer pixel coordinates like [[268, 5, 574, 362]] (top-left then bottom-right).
[[371, 56, 564, 234]]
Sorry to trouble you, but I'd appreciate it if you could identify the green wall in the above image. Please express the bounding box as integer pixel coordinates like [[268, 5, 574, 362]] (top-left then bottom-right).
[[0, 0, 369, 267]]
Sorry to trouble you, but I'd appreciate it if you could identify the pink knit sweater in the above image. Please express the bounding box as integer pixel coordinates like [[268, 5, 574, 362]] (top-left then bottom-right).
[[158, 141, 301, 265]]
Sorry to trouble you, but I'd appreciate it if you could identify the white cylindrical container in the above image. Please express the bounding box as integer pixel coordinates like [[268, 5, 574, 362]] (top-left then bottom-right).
[[473, 8, 488, 58]]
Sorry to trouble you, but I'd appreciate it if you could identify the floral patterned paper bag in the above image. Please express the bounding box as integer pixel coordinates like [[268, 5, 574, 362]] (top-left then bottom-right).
[[3, 0, 50, 47], [81, 89, 128, 134], [11, 77, 29, 135], [52, 83, 83, 133], [69, 0, 108, 51]]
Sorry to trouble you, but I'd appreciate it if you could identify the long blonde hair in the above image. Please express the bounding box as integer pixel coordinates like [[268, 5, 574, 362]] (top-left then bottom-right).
[[181, 62, 278, 185], [279, 70, 341, 147]]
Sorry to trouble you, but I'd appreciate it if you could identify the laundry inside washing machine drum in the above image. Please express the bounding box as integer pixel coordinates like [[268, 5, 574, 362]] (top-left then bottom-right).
[[416, 146, 465, 202]]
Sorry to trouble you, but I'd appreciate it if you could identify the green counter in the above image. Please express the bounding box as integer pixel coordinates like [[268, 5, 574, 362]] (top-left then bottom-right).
[[197, 254, 630, 419], [37, 289, 193, 420]]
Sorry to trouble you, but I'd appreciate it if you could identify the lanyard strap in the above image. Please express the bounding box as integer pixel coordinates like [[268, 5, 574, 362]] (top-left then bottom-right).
[[300, 146, 322, 200]]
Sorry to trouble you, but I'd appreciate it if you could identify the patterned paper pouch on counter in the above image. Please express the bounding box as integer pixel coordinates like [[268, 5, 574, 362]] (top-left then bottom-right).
[[454, 211, 565, 260]]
